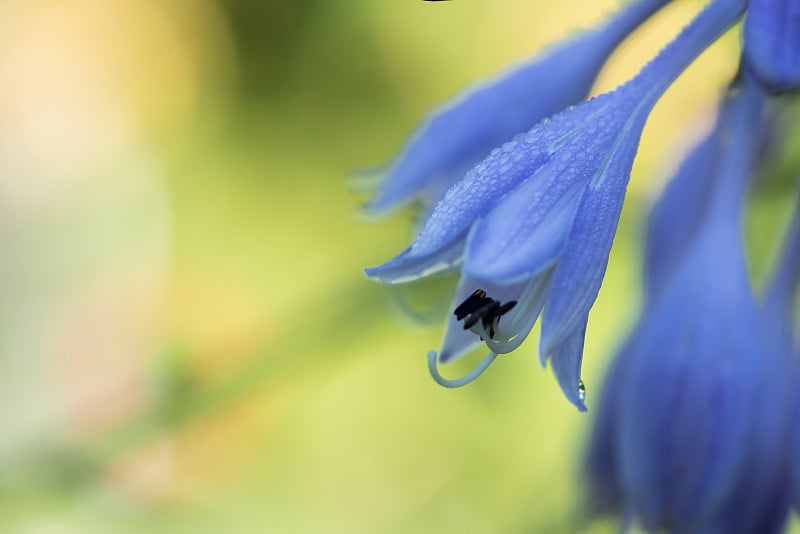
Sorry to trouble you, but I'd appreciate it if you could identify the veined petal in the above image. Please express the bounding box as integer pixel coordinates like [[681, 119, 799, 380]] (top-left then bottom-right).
[[618, 245, 758, 530], [616, 72, 768, 525], [464, 164, 584, 283], [744, 0, 800, 94], [539, 116, 645, 355], [644, 133, 719, 298], [541, 0, 750, 352], [367, 0, 745, 288], [364, 231, 465, 284], [546, 319, 588, 412], [364, 100, 613, 284], [461, 97, 634, 283], [700, 324, 791, 534], [366, 0, 673, 215]]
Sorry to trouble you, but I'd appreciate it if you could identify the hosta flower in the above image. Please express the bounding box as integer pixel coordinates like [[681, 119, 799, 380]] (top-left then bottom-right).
[[583, 79, 736, 522], [366, 0, 671, 215], [365, 0, 747, 410], [673, 197, 796, 534], [586, 78, 795, 533], [585, 76, 793, 532]]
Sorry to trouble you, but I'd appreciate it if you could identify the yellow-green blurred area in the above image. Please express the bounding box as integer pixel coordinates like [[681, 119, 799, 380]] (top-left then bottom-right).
[[1, 0, 798, 532]]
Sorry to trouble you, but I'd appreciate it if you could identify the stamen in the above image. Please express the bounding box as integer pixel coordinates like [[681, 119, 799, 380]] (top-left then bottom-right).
[[454, 288, 518, 339], [427, 350, 498, 388], [454, 289, 487, 320], [495, 301, 518, 317], [464, 300, 500, 329]]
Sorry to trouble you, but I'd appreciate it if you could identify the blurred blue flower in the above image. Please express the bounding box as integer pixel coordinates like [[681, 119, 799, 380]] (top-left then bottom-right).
[[583, 82, 732, 523], [744, 0, 800, 94], [774, 200, 800, 512], [366, 0, 671, 215], [687, 196, 797, 534], [584, 75, 795, 532], [365, 0, 746, 410]]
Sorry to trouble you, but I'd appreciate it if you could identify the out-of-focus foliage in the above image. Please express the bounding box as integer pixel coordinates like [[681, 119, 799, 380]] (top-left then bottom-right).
[[0, 0, 796, 532]]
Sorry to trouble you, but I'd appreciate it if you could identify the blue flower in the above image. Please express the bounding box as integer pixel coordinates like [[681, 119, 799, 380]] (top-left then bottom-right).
[[365, 0, 747, 410], [583, 81, 733, 523], [744, 0, 800, 94], [586, 76, 795, 532], [366, 0, 671, 215], [583, 75, 793, 532]]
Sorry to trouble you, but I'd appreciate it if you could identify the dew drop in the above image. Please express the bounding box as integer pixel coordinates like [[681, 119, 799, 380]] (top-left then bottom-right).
[[578, 380, 586, 402]]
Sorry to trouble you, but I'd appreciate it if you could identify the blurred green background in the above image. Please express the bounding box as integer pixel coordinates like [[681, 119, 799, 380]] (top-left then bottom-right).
[[0, 0, 796, 532]]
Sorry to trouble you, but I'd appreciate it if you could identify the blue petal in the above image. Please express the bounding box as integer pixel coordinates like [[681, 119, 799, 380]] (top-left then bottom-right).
[[619, 330, 755, 531], [461, 93, 635, 283], [364, 231, 465, 284], [618, 225, 760, 530], [699, 323, 792, 534], [539, 114, 646, 355], [545, 319, 588, 412], [583, 343, 634, 516], [648, 74, 770, 302], [463, 165, 584, 283], [644, 132, 719, 298], [615, 77, 768, 528], [792, 383, 800, 510], [367, 0, 746, 287], [744, 0, 800, 94], [540, 0, 749, 352], [366, 0, 673, 215], [364, 98, 615, 284]]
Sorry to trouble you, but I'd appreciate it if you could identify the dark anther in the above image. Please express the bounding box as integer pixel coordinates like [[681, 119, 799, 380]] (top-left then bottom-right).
[[495, 301, 517, 317], [454, 289, 487, 320], [454, 289, 517, 339], [464, 300, 500, 329]]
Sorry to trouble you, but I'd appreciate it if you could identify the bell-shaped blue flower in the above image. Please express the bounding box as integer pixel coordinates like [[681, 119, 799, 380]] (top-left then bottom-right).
[[366, 0, 672, 215], [613, 76, 792, 532], [365, 0, 747, 410], [586, 82, 795, 531], [744, 0, 800, 94], [584, 77, 736, 523]]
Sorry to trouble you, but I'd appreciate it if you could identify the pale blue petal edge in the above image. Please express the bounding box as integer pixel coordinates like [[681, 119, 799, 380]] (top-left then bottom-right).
[[545, 320, 588, 412], [367, 0, 672, 215]]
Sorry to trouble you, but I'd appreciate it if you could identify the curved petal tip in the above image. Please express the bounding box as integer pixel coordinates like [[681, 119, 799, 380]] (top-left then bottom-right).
[[364, 237, 465, 285], [543, 322, 589, 412]]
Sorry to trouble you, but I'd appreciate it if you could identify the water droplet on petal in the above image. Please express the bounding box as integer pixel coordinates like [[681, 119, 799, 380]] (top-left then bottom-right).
[[578, 380, 586, 402]]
